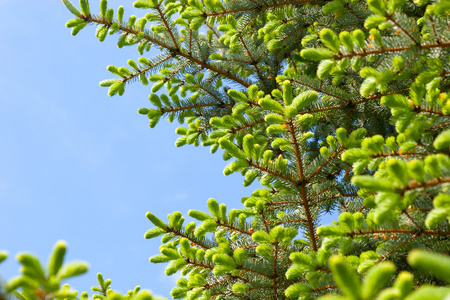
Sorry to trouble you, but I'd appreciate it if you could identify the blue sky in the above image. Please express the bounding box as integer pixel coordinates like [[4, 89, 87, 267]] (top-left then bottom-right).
[[0, 0, 251, 297]]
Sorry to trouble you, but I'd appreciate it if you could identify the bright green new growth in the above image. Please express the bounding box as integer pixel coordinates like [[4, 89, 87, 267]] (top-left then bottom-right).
[[0, 242, 165, 300], [1, 241, 89, 300], [0, 251, 8, 264], [21, 0, 450, 298]]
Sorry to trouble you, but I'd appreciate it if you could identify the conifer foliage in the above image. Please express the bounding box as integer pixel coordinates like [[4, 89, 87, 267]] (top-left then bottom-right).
[[0, 243, 164, 300], [4, 0, 450, 298], [61, 0, 450, 297]]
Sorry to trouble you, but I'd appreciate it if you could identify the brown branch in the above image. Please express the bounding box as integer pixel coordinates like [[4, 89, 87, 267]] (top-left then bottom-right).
[[340, 41, 450, 59], [351, 229, 450, 236], [427, 122, 450, 131], [222, 58, 253, 64], [249, 162, 297, 184], [416, 207, 431, 212], [277, 218, 308, 224], [312, 285, 338, 293], [415, 107, 446, 116], [197, 84, 224, 103], [395, 50, 420, 75], [405, 177, 450, 192], [82, 16, 251, 88], [344, 2, 363, 22], [428, 17, 440, 43], [247, 286, 275, 291], [238, 266, 272, 278], [162, 102, 233, 114], [287, 120, 317, 251], [164, 61, 190, 82], [309, 186, 334, 200], [239, 36, 270, 93], [261, 211, 270, 233], [291, 80, 350, 103], [204, 0, 322, 17], [189, 24, 192, 53], [386, 15, 419, 45], [371, 151, 427, 158], [155, 5, 178, 48], [204, 278, 229, 289], [353, 88, 410, 105], [229, 119, 266, 133], [288, 120, 305, 181], [307, 147, 344, 181], [121, 55, 174, 84], [403, 211, 422, 230], [309, 195, 341, 207], [273, 243, 279, 300], [165, 228, 211, 249], [186, 258, 214, 269], [379, 233, 420, 261], [346, 107, 355, 131], [206, 23, 221, 39], [300, 104, 347, 115], [217, 220, 252, 235], [267, 200, 301, 206]]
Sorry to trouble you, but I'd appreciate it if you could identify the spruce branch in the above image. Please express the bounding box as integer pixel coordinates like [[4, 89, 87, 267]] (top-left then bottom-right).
[[81, 16, 252, 87], [287, 120, 318, 251], [385, 14, 419, 45], [165, 227, 212, 249], [339, 41, 450, 59], [154, 5, 178, 49], [204, 0, 324, 17], [307, 147, 345, 181], [350, 229, 450, 237], [121, 54, 174, 84]]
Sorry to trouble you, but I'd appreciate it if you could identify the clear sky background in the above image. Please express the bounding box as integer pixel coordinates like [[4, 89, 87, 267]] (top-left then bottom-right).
[[0, 1, 336, 298]]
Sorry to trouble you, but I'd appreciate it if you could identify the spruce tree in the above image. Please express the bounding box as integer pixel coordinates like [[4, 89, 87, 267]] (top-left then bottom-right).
[[62, 0, 450, 298], [3, 0, 450, 298]]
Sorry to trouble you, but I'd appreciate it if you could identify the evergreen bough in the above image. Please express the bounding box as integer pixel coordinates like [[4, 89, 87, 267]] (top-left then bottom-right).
[[3, 0, 450, 298]]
